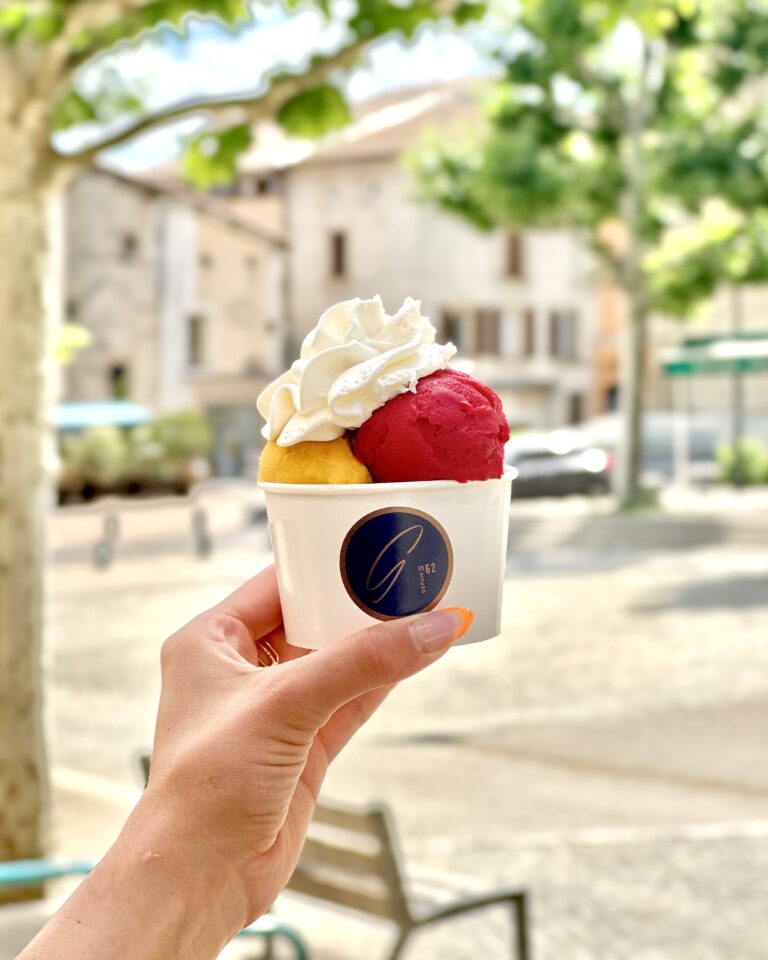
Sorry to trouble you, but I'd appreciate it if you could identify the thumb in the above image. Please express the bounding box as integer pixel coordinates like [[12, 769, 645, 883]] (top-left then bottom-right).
[[282, 607, 473, 726]]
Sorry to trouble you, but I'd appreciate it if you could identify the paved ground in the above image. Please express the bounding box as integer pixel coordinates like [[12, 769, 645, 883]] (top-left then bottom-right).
[[2, 490, 768, 958]]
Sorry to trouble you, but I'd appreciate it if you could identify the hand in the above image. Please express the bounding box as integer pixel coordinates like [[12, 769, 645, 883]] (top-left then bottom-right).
[[21, 565, 472, 960], [146, 564, 472, 922]]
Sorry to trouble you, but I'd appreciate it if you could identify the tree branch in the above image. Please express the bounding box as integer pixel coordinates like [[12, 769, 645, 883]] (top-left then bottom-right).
[[61, 1, 225, 74], [39, 1, 151, 99], [55, 38, 367, 164], [51, 0, 465, 164], [64, 0, 152, 35]]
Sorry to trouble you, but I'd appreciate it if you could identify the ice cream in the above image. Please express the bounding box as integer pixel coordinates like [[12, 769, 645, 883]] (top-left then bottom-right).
[[351, 369, 510, 483], [257, 296, 455, 447], [259, 437, 371, 485], [257, 295, 509, 484]]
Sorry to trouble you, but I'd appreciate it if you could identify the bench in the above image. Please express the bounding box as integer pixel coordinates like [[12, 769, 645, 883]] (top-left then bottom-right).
[[287, 798, 531, 960], [138, 755, 530, 959]]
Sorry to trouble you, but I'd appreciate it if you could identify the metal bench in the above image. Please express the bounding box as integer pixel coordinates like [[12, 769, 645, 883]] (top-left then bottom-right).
[[0, 858, 310, 960], [287, 799, 531, 960], [137, 756, 531, 959]]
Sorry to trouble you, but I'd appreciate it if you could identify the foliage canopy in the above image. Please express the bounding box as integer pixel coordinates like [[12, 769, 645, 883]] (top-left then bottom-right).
[[411, 0, 768, 317], [1, 0, 484, 185]]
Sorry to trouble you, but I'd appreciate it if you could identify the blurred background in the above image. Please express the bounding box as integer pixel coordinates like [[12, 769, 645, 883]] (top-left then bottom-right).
[[2, 1, 768, 957]]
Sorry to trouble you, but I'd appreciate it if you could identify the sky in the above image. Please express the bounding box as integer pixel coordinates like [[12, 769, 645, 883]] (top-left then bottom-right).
[[58, 6, 495, 173]]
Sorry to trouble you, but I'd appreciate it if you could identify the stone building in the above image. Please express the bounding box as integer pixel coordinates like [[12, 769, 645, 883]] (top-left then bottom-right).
[[227, 84, 602, 431], [61, 166, 286, 474]]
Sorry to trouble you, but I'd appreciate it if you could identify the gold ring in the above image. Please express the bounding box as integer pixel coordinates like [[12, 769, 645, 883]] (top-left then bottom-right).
[[256, 638, 280, 667]]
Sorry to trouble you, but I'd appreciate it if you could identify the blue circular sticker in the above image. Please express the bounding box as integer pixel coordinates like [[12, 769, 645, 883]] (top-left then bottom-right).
[[340, 508, 453, 620]]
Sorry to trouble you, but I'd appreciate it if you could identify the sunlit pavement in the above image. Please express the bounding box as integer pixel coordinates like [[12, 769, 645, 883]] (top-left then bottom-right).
[[3, 490, 768, 958]]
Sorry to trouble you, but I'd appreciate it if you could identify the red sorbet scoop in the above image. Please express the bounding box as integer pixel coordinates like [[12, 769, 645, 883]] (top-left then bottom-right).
[[351, 369, 510, 482]]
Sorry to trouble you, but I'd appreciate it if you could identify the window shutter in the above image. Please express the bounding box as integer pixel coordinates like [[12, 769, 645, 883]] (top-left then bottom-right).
[[523, 309, 535, 357]]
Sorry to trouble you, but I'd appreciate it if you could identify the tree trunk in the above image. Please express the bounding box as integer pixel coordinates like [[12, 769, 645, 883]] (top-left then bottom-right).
[[0, 126, 55, 875], [619, 296, 647, 507], [617, 37, 650, 510]]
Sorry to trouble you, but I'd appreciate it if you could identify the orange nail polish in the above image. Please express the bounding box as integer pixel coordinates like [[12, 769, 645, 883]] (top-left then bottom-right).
[[443, 607, 474, 640]]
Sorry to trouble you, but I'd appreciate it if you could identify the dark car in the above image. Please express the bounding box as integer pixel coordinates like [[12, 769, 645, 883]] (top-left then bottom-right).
[[506, 434, 614, 497]]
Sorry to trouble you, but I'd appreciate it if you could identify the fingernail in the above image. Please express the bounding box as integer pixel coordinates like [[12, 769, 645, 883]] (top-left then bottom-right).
[[409, 607, 474, 653]]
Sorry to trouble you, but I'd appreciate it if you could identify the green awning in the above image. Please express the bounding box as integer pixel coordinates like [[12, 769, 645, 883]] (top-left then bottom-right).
[[663, 332, 768, 376]]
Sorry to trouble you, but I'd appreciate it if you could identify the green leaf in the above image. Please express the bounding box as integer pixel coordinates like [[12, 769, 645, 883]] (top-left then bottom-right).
[[454, 2, 488, 26], [0, 3, 26, 31], [0, 1, 29, 42], [69, 0, 253, 64], [52, 90, 99, 131], [182, 123, 253, 190], [56, 324, 92, 365], [29, 11, 63, 41], [276, 85, 351, 138], [53, 66, 148, 132], [349, 0, 438, 40]]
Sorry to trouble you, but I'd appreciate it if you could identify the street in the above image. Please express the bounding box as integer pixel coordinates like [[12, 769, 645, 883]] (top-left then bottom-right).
[[4, 489, 768, 958]]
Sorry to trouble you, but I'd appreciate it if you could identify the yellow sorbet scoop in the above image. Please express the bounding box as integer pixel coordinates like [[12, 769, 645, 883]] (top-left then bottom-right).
[[258, 437, 372, 484]]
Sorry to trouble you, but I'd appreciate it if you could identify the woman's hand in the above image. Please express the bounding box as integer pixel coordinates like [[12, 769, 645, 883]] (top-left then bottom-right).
[[21, 565, 471, 960]]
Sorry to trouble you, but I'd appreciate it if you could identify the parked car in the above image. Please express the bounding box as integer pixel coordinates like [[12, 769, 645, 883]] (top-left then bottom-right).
[[506, 431, 614, 497]]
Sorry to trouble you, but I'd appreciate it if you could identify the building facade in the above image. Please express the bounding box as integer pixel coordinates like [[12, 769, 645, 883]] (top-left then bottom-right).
[[240, 85, 602, 432], [648, 286, 768, 421], [61, 168, 286, 473]]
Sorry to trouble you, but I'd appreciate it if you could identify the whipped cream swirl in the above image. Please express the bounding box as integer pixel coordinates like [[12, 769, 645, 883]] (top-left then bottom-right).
[[258, 296, 456, 446]]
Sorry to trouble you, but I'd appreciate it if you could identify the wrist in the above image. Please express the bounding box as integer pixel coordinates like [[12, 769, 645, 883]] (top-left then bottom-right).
[[22, 794, 250, 960], [113, 791, 251, 936]]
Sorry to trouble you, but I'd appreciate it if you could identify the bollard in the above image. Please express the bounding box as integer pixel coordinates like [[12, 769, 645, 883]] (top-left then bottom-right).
[[93, 511, 119, 569], [192, 506, 213, 558]]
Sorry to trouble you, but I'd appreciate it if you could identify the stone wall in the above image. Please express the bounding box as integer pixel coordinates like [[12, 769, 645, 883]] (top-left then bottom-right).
[[285, 157, 597, 430]]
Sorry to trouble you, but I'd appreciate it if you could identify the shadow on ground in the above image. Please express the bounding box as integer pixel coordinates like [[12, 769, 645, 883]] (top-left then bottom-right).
[[631, 573, 768, 612]]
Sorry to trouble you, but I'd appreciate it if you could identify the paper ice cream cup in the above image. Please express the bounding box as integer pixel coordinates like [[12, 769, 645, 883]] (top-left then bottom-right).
[[259, 469, 513, 650]]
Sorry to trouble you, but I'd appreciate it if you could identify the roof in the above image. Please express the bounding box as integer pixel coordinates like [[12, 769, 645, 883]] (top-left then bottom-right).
[[54, 402, 152, 430], [300, 80, 485, 166], [206, 79, 488, 175], [92, 163, 287, 248], [133, 79, 488, 194]]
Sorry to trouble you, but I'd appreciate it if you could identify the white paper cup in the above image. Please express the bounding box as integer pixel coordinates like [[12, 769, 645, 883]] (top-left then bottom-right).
[[260, 470, 513, 650]]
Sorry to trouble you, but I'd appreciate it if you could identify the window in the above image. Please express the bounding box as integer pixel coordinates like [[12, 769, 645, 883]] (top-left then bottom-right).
[[550, 309, 578, 360], [330, 231, 347, 278], [523, 308, 536, 358], [120, 232, 138, 261], [441, 310, 463, 350], [568, 393, 586, 424], [187, 313, 207, 368], [606, 384, 619, 411], [109, 364, 129, 400], [199, 253, 214, 270], [475, 309, 501, 355], [505, 233, 524, 278], [255, 175, 281, 196]]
